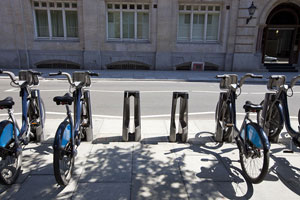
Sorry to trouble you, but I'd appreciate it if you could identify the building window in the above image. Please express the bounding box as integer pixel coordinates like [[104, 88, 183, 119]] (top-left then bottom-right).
[[107, 3, 150, 41], [178, 5, 221, 42], [33, 1, 78, 40]]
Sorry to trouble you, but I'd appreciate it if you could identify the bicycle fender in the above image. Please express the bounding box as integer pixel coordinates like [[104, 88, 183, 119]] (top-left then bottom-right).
[[53, 120, 71, 150], [246, 123, 270, 150], [0, 120, 20, 148]]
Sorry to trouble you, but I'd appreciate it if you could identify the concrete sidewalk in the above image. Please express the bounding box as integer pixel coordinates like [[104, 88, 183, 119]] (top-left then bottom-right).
[[1, 117, 300, 200], [0, 68, 300, 83]]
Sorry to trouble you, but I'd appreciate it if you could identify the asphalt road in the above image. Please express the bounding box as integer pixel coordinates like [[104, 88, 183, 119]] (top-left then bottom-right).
[[1, 78, 300, 119]]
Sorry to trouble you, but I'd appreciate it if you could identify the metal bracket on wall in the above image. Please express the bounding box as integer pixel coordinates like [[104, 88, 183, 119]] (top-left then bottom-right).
[[169, 92, 189, 142], [122, 91, 141, 142]]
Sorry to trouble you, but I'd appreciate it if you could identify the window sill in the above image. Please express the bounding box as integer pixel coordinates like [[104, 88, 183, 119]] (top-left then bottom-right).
[[177, 40, 220, 45], [34, 38, 80, 42], [106, 39, 150, 44]]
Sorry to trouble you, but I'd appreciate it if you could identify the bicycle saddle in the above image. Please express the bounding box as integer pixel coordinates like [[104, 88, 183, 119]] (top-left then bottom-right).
[[53, 93, 74, 105], [0, 97, 15, 109], [243, 101, 262, 112]]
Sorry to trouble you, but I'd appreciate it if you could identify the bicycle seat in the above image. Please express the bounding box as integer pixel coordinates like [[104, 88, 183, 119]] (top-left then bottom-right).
[[53, 93, 74, 105], [0, 97, 15, 109], [243, 101, 262, 112]]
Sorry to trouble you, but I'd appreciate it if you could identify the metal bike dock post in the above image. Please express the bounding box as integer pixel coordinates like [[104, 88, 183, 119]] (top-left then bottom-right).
[[169, 92, 188, 142], [122, 91, 141, 142]]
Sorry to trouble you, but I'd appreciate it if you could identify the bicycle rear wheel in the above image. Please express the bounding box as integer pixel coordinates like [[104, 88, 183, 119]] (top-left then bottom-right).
[[53, 122, 74, 186], [238, 122, 269, 184]]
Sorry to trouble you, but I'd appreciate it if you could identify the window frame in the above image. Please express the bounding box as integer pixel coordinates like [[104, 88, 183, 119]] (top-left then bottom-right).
[[106, 3, 150, 42], [177, 4, 221, 43], [32, 1, 79, 40]]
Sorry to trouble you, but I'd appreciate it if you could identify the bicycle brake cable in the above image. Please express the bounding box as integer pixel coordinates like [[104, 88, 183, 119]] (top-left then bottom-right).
[[237, 86, 242, 97], [287, 87, 294, 97], [10, 81, 19, 88]]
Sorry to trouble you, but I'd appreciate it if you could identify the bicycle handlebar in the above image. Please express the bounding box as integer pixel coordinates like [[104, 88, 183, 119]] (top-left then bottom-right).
[[88, 72, 99, 77], [49, 71, 74, 87], [239, 73, 263, 87], [1, 70, 18, 84], [290, 75, 300, 88]]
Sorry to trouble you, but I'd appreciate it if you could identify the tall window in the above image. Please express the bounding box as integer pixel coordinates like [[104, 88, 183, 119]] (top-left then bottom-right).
[[33, 1, 78, 39], [178, 5, 221, 42], [107, 3, 150, 41]]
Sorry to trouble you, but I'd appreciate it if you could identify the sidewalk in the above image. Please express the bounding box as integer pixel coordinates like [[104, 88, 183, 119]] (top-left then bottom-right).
[[0, 68, 299, 83], [1, 116, 300, 200]]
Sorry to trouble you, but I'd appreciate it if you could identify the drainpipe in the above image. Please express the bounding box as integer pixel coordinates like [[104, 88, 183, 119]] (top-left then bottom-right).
[[20, 0, 30, 68], [9, 0, 21, 69]]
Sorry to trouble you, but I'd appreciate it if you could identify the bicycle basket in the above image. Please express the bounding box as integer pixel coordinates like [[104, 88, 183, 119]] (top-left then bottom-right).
[[19, 71, 40, 85], [72, 71, 91, 87], [267, 75, 286, 90], [219, 74, 238, 90], [19, 70, 33, 85]]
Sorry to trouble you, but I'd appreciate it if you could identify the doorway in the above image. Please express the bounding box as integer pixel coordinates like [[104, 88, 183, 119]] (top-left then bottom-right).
[[262, 3, 300, 65]]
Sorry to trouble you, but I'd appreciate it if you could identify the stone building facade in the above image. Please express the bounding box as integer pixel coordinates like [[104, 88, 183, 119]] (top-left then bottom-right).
[[0, 0, 299, 71]]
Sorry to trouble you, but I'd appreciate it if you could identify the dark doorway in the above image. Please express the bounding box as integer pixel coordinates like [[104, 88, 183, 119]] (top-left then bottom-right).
[[262, 3, 300, 65]]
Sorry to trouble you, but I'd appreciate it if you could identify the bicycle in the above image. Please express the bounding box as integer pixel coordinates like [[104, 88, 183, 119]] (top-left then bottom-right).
[[0, 69, 45, 184], [259, 75, 300, 145], [215, 74, 270, 183], [49, 71, 98, 185]]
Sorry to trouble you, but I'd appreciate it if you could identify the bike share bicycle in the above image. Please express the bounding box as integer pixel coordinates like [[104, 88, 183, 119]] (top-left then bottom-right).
[[49, 71, 98, 185], [215, 74, 270, 183], [0, 70, 45, 184], [259, 75, 300, 147]]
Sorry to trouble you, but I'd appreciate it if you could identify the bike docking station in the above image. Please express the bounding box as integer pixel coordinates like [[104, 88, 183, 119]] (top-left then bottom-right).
[[122, 91, 141, 142], [169, 92, 189, 142]]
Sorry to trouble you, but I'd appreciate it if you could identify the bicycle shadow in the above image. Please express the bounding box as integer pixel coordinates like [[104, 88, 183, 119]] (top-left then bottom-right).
[[169, 131, 255, 199], [0, 142, 77, 200], [269, 148, 300, 195]]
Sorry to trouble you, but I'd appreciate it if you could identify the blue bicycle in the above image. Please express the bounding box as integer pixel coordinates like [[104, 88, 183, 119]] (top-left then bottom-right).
[[0, 70, 45, 184], [49, 71, 97, 185]]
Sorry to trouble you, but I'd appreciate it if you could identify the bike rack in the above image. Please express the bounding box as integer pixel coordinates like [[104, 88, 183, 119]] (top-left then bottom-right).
[[169, 92, 188, 142], [122, 91, 141, 142]]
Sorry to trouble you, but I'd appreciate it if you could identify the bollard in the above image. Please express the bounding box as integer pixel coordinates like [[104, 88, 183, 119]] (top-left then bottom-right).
[[122, 91, 141, 142], [169, 92, 189, 142]]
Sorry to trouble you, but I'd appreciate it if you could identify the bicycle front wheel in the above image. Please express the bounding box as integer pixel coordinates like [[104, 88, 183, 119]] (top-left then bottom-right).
[[238, 122, 270, 184], [0, 121, 22, 185], [53, 122, 74, 186]]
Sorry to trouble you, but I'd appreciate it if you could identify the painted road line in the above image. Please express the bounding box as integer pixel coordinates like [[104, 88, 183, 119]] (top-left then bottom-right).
[[39, 111, 299, 119], [4, 88, 18, 92]]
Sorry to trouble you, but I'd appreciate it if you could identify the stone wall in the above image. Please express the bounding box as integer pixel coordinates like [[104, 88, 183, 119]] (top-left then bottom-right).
[[0, 0, 298, 71]]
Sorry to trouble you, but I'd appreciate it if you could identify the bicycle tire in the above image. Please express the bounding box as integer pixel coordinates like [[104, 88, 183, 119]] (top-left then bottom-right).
[[238, 122, 269, 184], [215, 101, 223, 142], [298, 109, 300, 125], [259, 100, 283, 142], [53, 121, 74, 186], [218, 101, 233, 142], [81, 92, 93, 142], [0, 121, 22, 185], [28, 98, 46, 142]]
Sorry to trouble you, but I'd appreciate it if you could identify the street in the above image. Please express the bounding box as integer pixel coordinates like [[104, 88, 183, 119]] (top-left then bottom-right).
[[1, 78, 300, 119]]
